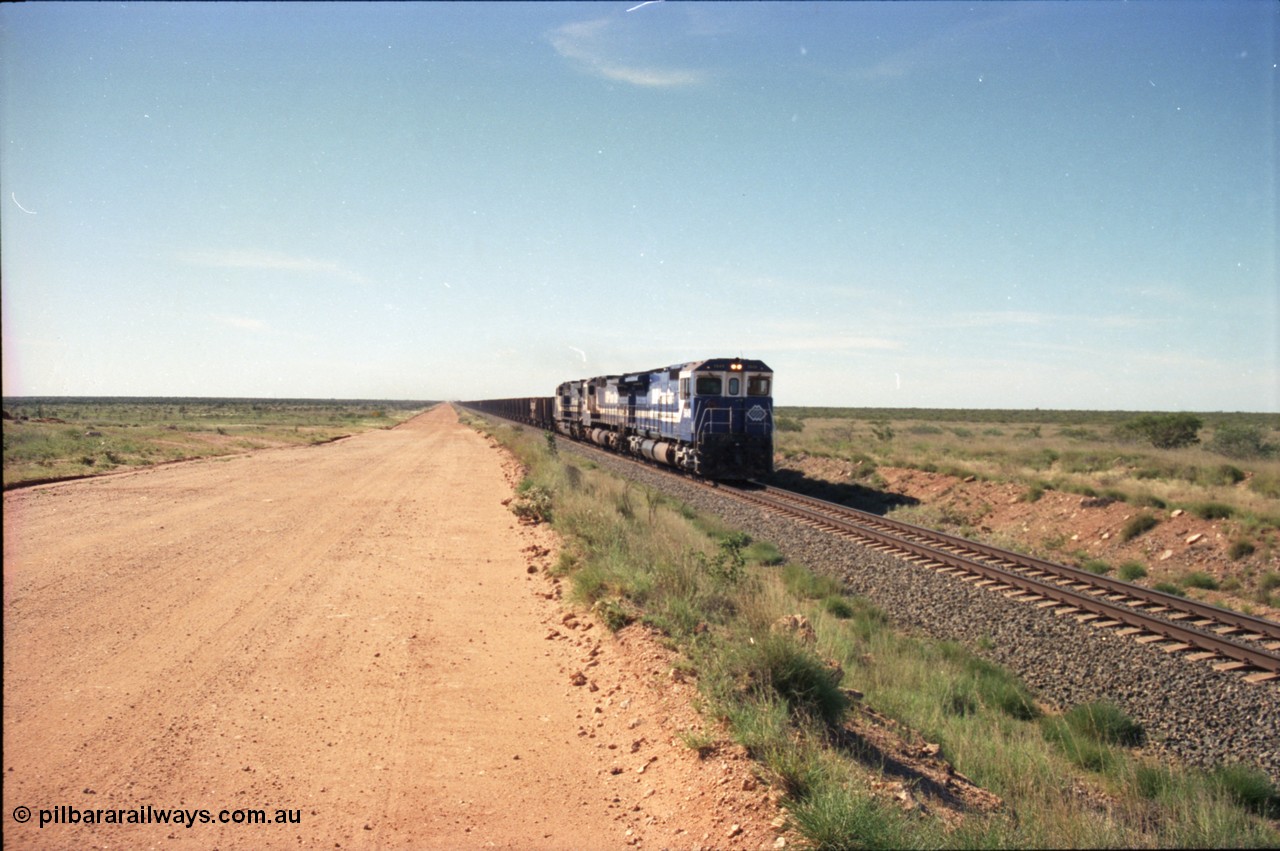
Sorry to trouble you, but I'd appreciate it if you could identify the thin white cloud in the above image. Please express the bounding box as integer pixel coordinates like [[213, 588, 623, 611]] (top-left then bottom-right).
[[213, 314, 270, 333], [762, 335, 903, 353], [910, 310, 1162, 333], [944, 310, 1045, 328], [549, 18, 705, 88], [855, 6, 1038, 82], [181, 249, 368, 285]]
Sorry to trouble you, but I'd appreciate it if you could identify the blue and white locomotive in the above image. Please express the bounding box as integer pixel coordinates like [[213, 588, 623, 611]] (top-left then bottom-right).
[[553, 357, 774, 480]]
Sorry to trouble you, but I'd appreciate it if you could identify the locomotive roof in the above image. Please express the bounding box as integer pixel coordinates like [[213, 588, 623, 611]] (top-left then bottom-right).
[[560, 358, 771, 387], [613, 359, 773, 382], [677, 357, 771, 373]]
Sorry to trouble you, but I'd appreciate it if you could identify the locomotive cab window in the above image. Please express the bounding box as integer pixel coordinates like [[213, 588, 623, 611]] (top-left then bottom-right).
[[728, 377, 741, 396], [748, 375, 771, 396], [695, 375, 722, 395]]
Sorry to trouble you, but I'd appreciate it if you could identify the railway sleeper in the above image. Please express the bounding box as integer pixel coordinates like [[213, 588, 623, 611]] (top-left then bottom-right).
[[1212, 661, 1249, 673]]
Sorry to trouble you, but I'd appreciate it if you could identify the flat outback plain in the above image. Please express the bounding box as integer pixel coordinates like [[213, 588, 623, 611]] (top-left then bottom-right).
[[2, 405, 777, 850], [6, 401, 1279, 849]]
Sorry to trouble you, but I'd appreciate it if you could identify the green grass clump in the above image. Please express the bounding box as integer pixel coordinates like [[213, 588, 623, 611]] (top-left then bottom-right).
[[733, 633, 849, 726], [1154, 581, 1187, 597], [823, 596, 856, 619], [947, 647, 1041, 721], [781, 562, 844, 600], [1213, 764, 1280, 818], [745, 540, 786, 565], [1192, 502, 1235, 520], [1041, 716, 1117, 773], [784, 784, 919, 850], [1121, 513, 1160, 541], [1082, 559, 1113, 575], [1118, 561, 1148, 581], [1064, 701, 1145, 747], [1228, 539, 1256, 560], [1042, 701, 1143, 773], [1181, 571, 1220, 591]]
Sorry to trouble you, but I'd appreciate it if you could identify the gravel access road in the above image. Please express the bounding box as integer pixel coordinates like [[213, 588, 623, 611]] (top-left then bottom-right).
[[2, 405, 777, 850]]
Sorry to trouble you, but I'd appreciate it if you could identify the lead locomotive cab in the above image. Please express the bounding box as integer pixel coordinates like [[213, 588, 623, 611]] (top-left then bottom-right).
[[676, 357, 773, 479]]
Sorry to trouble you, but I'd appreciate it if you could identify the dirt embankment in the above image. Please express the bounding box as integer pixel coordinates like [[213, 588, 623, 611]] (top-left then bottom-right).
[[778, 455, 1279, 621], [3, 405, 780, 850]]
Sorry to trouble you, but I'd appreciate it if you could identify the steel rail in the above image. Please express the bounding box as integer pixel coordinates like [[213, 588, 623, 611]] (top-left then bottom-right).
[[722, 485, 1280, 675], [760, 485, 1280, 642]]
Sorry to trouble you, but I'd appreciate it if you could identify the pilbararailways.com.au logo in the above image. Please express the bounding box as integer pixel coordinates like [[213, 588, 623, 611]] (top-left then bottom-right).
[[12, 804, 301, 829]]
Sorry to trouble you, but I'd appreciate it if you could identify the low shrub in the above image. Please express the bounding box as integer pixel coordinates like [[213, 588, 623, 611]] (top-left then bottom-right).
[[1228, 539, 1256, 560], [1192, 502, 1235, 520], [1154, 581, 1186, 597], [1118, 561, 1148, 581], [1117, 413, 1203, 450], [775, 415, 805, 433], [1121, 513, 1160, 541], [1181, 571, 1219, 591], [510, 481, 553, 523], [1208, 422, 1276, 460], [822, 596, 855, 619], [1082, 559, 1113, 575], [728, 633, 848, 726], [1212, 464, 1247, 485], [1132, 492, 1168, 509], [745, 540, 786, 566]]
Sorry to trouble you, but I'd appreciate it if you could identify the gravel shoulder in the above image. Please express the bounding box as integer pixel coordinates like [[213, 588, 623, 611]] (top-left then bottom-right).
[[2, 405, 778, 850]]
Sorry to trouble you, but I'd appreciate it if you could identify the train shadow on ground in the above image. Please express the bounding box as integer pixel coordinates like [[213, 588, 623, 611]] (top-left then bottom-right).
[[763, 470, 918, 516]]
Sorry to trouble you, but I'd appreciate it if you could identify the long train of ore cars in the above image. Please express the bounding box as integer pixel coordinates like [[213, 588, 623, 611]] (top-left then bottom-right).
[[462, 357, 774, 480]]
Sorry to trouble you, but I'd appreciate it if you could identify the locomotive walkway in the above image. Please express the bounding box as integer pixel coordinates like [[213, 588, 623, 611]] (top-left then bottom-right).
[[2, 404, 775, 850]]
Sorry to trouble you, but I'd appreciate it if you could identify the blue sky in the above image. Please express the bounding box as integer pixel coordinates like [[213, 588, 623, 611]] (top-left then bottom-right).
[[2, 1, 1276, 410]]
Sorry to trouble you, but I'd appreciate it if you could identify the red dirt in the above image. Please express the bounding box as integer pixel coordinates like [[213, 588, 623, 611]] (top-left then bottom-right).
[[2, 405, 781, 850], [778, 455, 1279, 621]]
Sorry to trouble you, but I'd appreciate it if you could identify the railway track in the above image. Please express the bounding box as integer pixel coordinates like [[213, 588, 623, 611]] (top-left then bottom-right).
[[462, 409, 1280, 685], [718, 482, 1280, 684]]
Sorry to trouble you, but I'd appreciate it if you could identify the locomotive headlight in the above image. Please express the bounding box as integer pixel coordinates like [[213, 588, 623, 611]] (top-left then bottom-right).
[[730, 362, 743, 371]]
